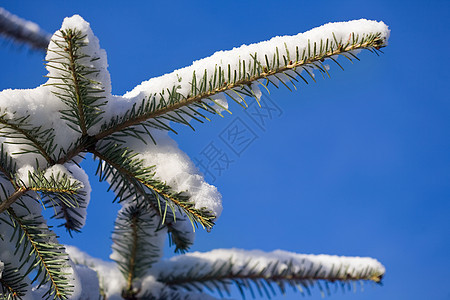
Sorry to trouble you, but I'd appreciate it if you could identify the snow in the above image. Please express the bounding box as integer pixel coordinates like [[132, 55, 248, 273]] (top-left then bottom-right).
[[100, 129, 222, 246], [123, 19, 389, 101], [0, 86, 75, 166], [151, 248, 385, 284], [71, 264, 101, 300], [16, 165, 35, 186], [133, 131, 223, 217], [65, 245, 124, 300], [46, 15, 112, 109], [63, 246, 385, 299]]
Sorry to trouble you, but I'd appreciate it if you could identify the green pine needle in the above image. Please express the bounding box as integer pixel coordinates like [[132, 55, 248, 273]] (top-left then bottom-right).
[[1, 206, 73, 299]]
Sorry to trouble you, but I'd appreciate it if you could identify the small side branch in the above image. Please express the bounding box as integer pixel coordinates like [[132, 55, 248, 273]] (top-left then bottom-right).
[[91, 145, 215, 230], [63, 30, 88, 136], [95, 35, 386, 140], [0, 115, 55, 165], [6, 207, 73, 299], [0, 187, 27, 214]]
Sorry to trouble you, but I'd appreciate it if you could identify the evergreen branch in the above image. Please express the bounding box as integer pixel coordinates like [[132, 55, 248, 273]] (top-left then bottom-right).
[[66, 30, 88, 136], [0, 112, 56, 165], [0, 167, 84, 217], [94, 150, 193, 253], [112, 202, 161, 298], [55, 135, 93, 165], [0, 144, 17, 183], [45, 29, 106, 137], [0, 168, 86, 229], [95, 32, 386, 140], [166, 220, 194, 254], [92, 142, 215, 230], [24, 169, 87, 234], [92, 144, 197, 252], [3, 207, 73, 300], [0, 187, 27, 215], [0, 7, 51, 51], [47, 200, 87, 235], [0, 262, 28, 300], [158, 250, 385, 299]]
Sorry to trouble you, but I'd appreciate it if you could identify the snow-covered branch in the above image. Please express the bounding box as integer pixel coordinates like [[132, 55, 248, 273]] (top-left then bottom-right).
[[0, 8, 51, 50], [153, 249, 385, 298], [93, 141, 217, 230], [96, 19, 389, 140], [1, 201, 73, 299], [111, 201, 165, 296]]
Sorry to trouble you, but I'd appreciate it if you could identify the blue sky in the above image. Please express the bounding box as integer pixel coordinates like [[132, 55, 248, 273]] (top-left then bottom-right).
[[1, 1, 449, 299]]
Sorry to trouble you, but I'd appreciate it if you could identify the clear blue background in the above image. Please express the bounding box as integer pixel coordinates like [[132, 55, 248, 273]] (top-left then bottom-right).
[[1, 1, 449, 299]]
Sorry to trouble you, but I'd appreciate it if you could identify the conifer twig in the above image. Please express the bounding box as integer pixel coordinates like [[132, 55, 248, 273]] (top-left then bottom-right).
[[95, 34, 386, 140]]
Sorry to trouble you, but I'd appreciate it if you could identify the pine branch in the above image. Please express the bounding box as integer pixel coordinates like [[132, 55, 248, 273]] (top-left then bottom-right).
[[112, 202, 162, 298], [0, 167, 83, 216], [0, 167, 86, 230], [24, 168, 83, 198], [166, 219, 194, 254], [0, 145, 18, 210], [157, 250, 385, 299], [95, 150, 193, 253], [93, 142, 215, 230], [95, 32, 386, 141], [0, 166, 86, 225], [26, 169, 87, 234], [45, 28, 106, 137], [0, 144, 17, 183], [1, 207, 73, 300], [92, 142, 197, 252], [0, 8, 51, 51], [0, 187, 27, 215], [0, 111, 56, 165], [0, 262, 29, 300]]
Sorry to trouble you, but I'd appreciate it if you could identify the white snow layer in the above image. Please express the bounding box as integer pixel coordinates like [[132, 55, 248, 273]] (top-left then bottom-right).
[[46, 14, 112, 105], [0, 260, 3, 279], [123, 18, 389, 100], [70, 247, 385, 299], [71, 264, 101, 300], [151, 248, 385, 281], [133, 130, 222, 217], [65, 245, 124, 300]]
